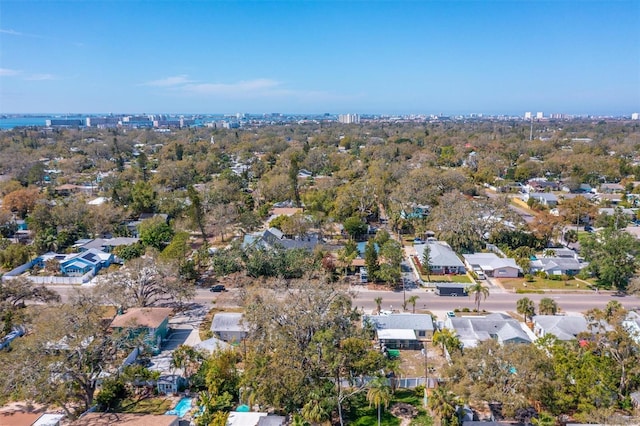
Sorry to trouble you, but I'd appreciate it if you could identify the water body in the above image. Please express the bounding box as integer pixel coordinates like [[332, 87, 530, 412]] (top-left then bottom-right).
[[0, 117, 48, 129]]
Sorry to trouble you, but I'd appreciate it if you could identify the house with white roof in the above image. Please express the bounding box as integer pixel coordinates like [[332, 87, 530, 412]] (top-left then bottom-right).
[[623, 311, 640, 344], [444, 313, 533, 348], [211, 313, 248, 343], [226, 411, 286, 426], [193, 336, 231, 354], [414, 242, 466, 275], [462, 253, 521, 278]]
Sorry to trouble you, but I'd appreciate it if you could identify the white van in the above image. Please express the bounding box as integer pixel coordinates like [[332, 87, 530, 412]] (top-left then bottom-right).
[[360, 267, 368, 283]]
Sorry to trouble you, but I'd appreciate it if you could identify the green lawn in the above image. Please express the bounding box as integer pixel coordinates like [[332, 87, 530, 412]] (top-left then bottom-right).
[[420, 274, 471, 284], [498, 277, 592, 291], [345, 389, 433, 426], [119, 396, 173, 414]]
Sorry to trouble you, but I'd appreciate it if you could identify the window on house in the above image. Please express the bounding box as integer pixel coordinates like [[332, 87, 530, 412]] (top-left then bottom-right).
[[418, 330, 426, 337]]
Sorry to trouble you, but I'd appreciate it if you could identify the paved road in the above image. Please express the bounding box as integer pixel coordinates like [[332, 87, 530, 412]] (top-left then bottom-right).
[[349, 285, 640, 317], [49, 282, 640, 320]]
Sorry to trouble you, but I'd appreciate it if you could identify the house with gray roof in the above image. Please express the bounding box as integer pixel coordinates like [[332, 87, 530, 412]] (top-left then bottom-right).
[[545, 247, 579, 259], [414, 242, 466, 275], [560, 192, 596, 202], [599, 207, 637, 217], [444, 313, 532, 348], [75, 237, 140, 254], [522, 192, 558, 208], [598, 183, 625, 193], [363, 313, 434, 349], [462, 253, 521, 278], [243, 227, 320, 251], [211, 313, 248, 343], [596, 193, 623, 205], [532, 315, 591, 341], [530, 256, 585, 276]]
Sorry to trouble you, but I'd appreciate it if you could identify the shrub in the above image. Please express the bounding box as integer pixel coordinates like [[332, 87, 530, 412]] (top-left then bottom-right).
[[524, 274, 535, 282]]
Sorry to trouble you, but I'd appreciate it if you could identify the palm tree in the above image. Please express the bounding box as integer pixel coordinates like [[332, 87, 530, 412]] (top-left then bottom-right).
[[604, 300, 624, 320], [366, 377, 392, 426], [538, 297, 558, 315], [407, 295, 420, 313], [374, 297, 383, 314], [468, 282, 489, 312], [301, 393, 329, 425], [516, 297, 536, 322], [532, 412, 556, 426], [428, 387, 459, 426], [290, 414, 309, 426], [432, 328, 461, 356]]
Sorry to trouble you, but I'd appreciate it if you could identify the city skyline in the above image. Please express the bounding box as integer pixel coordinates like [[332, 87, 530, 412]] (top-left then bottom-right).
[[1, 1, 639, 115]]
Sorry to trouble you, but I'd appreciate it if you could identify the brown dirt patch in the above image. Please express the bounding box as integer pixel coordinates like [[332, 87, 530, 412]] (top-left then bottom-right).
[[390, 402, 418, 422], [397, 341, 448, 379]]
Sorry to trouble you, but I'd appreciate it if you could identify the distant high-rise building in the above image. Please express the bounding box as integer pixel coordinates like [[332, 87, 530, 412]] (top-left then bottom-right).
[[536, 112, 544, 119], [524, 112, 532, 120], [338, 113, 360, 124], [632, 113, 639, 120]]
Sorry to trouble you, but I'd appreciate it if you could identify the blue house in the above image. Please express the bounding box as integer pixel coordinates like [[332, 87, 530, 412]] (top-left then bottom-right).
[[35, 248, 114, 276], [400, 204, 430, 220]]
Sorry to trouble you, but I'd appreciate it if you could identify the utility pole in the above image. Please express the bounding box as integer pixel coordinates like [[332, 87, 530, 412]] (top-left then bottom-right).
[[422, 342, 428, 407], [529, 117, 534, 141]]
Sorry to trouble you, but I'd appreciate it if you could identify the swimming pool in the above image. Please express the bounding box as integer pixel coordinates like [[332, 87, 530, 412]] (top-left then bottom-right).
[[165, 397, 193, 417]]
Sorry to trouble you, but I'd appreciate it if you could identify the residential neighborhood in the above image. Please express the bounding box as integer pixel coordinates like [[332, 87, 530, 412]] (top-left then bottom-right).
[[0, 117, 640, 426]]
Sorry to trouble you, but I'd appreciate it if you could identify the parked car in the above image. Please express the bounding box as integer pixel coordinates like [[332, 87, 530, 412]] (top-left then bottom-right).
[[209, 285, 226, 292], [446, 311, 456, 318]]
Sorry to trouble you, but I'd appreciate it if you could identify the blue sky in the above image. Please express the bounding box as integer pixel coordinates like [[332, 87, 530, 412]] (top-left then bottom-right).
[[1, 1, 639, 115]]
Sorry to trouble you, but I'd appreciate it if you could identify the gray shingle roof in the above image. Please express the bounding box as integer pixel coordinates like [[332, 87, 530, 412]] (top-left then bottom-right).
[[364, 314, 434, 332], [415, 242, 465, 268], [532, 315, 588, 340], [446, 313, 531, 347]]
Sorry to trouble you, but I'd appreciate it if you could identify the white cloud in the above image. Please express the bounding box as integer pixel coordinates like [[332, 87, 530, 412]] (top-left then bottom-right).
[[0, 68, 20, 77], [0, 28, 24, 36], [181, 78, 281, 96], [0, 28, 41, 38], [143, 75, 195, 87], [145, 75, 359, 104], [25, 73, 55, 81]]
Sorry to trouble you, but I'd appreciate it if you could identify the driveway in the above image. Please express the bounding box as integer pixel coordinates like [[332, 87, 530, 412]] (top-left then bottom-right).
[[148, 304, 206, 374]]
